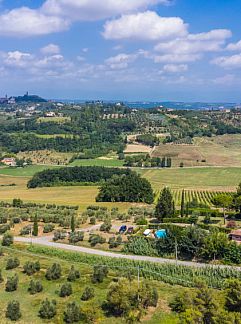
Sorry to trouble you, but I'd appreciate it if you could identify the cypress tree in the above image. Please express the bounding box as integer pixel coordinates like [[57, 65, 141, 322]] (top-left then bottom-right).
[[155, 187, 174, 222], [181, 190, 185, 217], [161, 157, 166, 168], [70, 215, 75, 233], [33, 214, 38, 237]]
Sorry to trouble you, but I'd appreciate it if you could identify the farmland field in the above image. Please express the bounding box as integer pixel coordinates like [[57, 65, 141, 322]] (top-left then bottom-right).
[[0, 245, 181, 323], [70, 158, 124, 167], [0, 165, 58, 177]]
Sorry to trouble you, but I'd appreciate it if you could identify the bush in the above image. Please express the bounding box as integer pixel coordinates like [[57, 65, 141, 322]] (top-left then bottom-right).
[[108, 236, 122, 248], [100, 220, 112, 233], [23, 261, 40, 276], [5, 274, 18, 292], [0, 269, 3, 283], [67, 266, 80, 282], [92, 265, 108, 283], [89, 217, 96, 225], [53, 230, 67, 242], [2, 232, 13, 246], [0, 224, 10, 234], [69, 231, 84, 244], [59, 283, 73, 297], [28, 280, 43, 294], [20, 225, 32, 236], [5, 300, 21, 321], [63, 302, 81, 323], [45, 263, 61, 280], [6, 257, 20, 270], [88, 234, 106, 247], [81, 287, 95, 301], [39, 299, 57, 319], [135, 217, 148, 225], [43, 224, 55, 233]]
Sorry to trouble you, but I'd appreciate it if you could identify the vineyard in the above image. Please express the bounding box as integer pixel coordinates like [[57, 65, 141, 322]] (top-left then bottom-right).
[[155, 189, 234, 206]]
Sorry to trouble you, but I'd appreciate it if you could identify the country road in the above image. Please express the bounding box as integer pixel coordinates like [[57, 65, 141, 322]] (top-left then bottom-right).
[[14, 235, 241, 271]]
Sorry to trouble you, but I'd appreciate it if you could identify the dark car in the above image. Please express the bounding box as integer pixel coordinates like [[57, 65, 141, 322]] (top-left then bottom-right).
[[119, 225, 127, 234], [127, 227, 134, 234]]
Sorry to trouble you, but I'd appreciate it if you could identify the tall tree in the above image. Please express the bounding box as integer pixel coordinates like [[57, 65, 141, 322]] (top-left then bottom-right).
[[33, 214, 38, 237], [155, 187, 175, 222], [70, 215, 75, 233], [212, 194, 233, 225], [181, 190, 185, 218]]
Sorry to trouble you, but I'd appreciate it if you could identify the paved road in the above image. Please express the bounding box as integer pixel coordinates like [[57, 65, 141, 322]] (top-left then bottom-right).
[[14, 235, 241, 271]]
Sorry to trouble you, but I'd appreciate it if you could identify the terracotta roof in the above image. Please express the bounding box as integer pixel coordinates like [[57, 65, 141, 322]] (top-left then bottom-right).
[[230, 229, 241, 236]]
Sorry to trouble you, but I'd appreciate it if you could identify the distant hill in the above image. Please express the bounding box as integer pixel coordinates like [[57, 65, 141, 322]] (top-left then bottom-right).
[[15, 93, 47, 103]]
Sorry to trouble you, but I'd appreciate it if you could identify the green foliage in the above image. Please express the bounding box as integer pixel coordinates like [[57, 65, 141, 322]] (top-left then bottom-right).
[[39, 299, 57, 319], [81, 286, 95, 301], [225, 279, 241, 312], [155, 187, 175, 222], [69, 231, 84, 244], [53, 229, 67, 241], [88, 234, 106, 247], [2, 232, 13, 246], [59, 282, 73, 297], [28, 280, 43, 295], [43, 223, 55, 233], [23, 261, 40, 276], [96, 173, 154, 204], [6, 257, 20, 270], [67, 266, 80, 282], [5, 274, 18, 292], [33, 214, 38, 236], [123, 237, 158, 257], [63, 302, 81, 323], [92, 265, 108, 283], [70, 215, 75, 233], [45, 263, 62, 280], [100, 220, 112, 232], [5, 300, 21, 321]]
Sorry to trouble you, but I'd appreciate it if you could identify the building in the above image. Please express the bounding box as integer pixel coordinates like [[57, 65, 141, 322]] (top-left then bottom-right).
[[1, 158, 16, 167], [229, 229, 241, 243]]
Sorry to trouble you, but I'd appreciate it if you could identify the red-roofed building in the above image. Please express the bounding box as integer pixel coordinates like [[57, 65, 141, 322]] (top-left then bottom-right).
[[1, 158, 16, 167], [229, 230, 241, 243]]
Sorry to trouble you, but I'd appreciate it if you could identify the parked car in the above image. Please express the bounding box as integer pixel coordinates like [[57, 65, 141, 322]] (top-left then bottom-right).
[[143, 229, 151, 237], [119, 225, 127, 234], [155, 229, 167, 239], [127, 227, 134, 234]]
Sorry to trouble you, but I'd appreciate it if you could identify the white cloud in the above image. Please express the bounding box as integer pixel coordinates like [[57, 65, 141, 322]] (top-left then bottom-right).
[[41, 44, 60, 55], [0, 7, 69, 37], [105, 53, 137, 69], [42, 0, 170, 21], [226, 40, 241, 51], [3, 51, 33, 68], [188, 29, 231, 41], [212, 54, 241, 68], [163, 64, 188, 73], [212, 74, 235, 85], [153, 53, 201, 63], [103, 11, 188, 41]]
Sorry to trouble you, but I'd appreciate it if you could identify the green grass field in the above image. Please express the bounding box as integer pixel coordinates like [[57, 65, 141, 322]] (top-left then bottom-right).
[[0, 165, 58, 177], [0, 245, 180, 323], [70, 158, 124, 167]]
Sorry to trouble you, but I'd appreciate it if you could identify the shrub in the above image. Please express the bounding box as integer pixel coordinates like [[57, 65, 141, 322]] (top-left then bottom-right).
[[45, 263, 61, 280], [100, 220, 112, 233], [23, 261, 40, 276], [5, 274, 18, 292], [5, 300, 21, 321], [81, 287, 95, 301], [43, 224, 55, 233], [28, 280, 43, 295], [53, 230, 66, 242], [0, 224, 10, 234], [2, 232, 13, 246], [39, 299, 57, 319], [88, 234, 106, 247], [63, 302, 81, 323], [6, 257, 20, 270], [69, 231, 84, 244], [92, 265, 108, 283], [59, 283, 73, 297], [20, 225, 32, 236], [67, 266, 80, 282], [0, 269, 3, 283], [89, 217, 96, 225]]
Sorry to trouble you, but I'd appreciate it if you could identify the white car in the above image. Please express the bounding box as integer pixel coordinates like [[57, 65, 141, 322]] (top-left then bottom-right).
[[143, 229, 151, 237]]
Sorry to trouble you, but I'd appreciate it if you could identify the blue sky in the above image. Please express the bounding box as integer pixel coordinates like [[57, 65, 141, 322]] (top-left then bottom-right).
[[1, 0, 241, 102]]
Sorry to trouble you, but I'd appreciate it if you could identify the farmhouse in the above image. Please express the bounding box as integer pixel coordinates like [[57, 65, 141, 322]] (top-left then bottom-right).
[[1, 157, 16, 167], [229, 229, 241, 243]]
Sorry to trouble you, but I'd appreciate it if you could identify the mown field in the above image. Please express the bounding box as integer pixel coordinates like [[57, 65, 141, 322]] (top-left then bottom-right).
[[0, 245, 184, 324], [70, 158, 124, 167]]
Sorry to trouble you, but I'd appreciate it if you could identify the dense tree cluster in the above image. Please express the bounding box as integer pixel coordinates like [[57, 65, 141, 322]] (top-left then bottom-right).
[[96, 173, 154, 204], [27, 166, 132, 188]]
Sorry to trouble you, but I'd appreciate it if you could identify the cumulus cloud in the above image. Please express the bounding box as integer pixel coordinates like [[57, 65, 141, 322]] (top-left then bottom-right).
[[0, 7, 69, 37], [41, 44, 60, 55], [226, 40, 241, 51], [3, 51, 33, 68], [163, 64, 188, 73], [103, 11, 188, 40], [212, 54, 241, 68], [105, 53, 138, 69], [153, 53, 201, 63]]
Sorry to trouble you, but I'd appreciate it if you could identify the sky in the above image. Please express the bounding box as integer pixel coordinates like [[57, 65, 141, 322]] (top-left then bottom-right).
[[1, 0, 241, 102]]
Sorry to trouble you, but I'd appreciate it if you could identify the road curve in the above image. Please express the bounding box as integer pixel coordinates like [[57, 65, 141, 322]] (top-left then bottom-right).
[[14, 235, 241, 271]]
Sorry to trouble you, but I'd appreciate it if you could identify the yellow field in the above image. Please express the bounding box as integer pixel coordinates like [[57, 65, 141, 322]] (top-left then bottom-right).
[[0, 176, 138, 211]]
